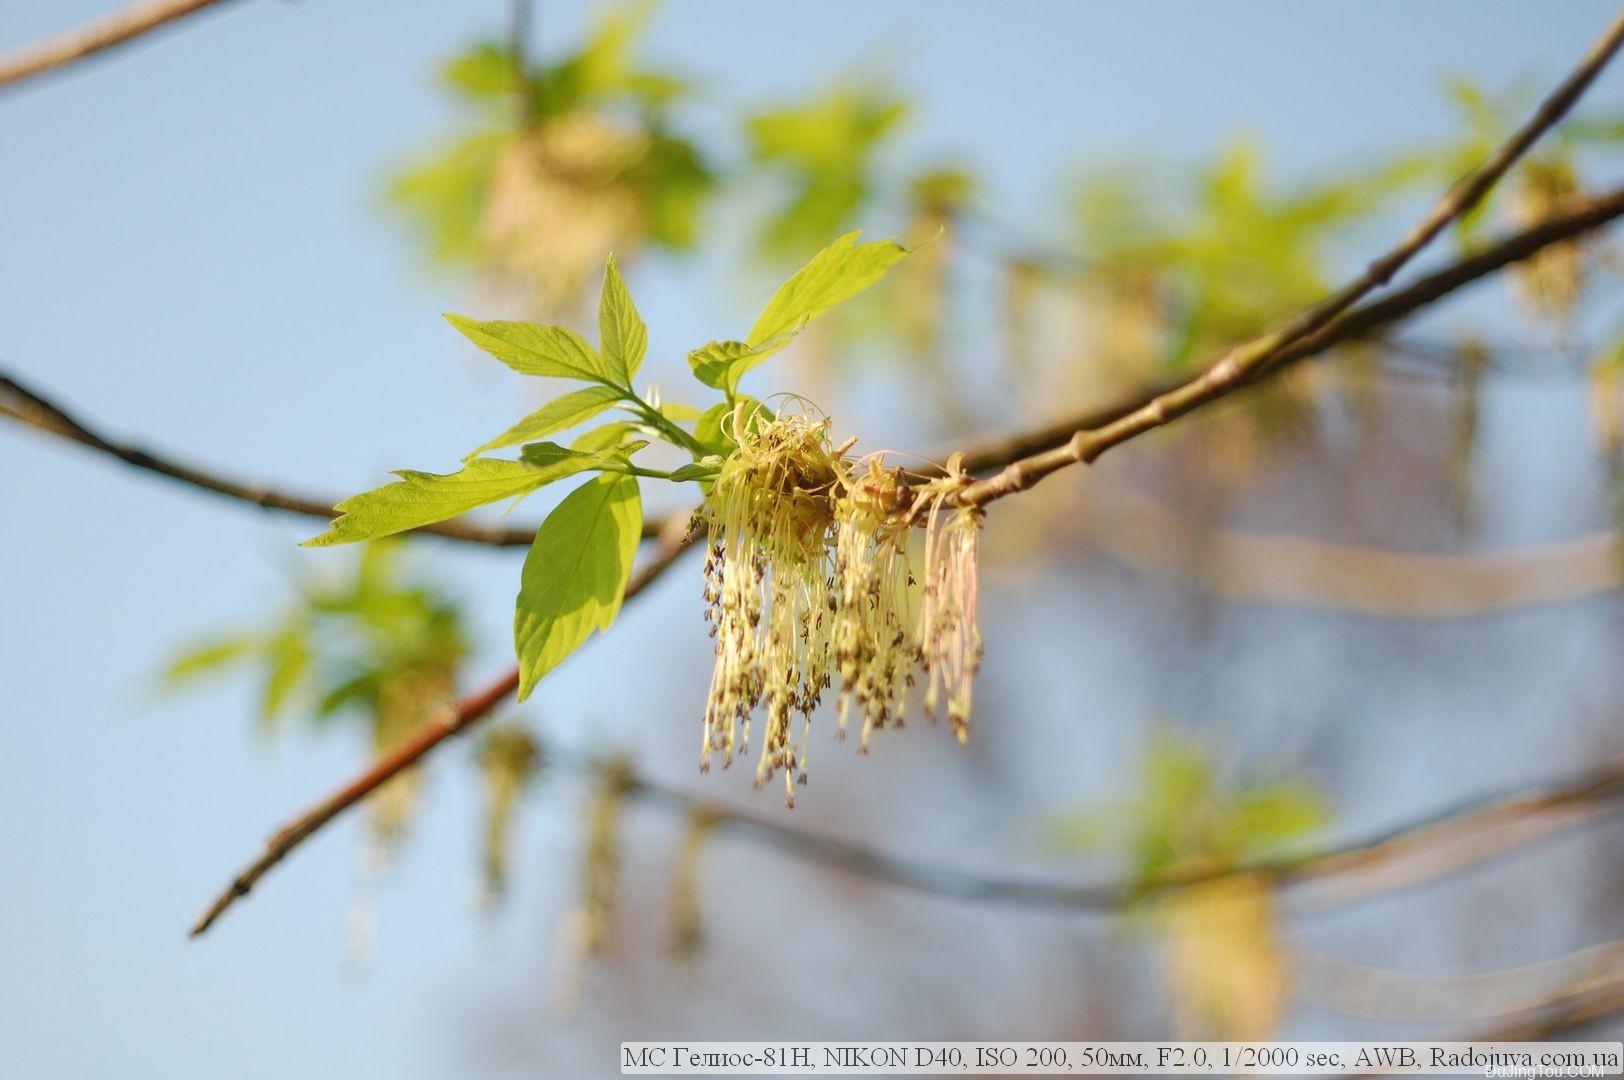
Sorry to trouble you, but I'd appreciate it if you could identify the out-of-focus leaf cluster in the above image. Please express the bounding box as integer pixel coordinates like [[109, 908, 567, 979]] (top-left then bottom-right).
[[1048, 728, 1327, 1039], [167, 542, 469, 843], [391, 3, 714, 318], [169, 542, 552, 903], [1047, 726, 1326, 883]]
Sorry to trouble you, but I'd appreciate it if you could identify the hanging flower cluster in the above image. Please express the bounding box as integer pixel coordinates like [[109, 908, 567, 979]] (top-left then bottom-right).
[[481, 115, 655, 318], [700, 407, 983, 804]]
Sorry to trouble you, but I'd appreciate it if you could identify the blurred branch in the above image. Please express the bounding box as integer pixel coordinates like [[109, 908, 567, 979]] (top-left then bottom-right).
[[1463, 971, 1624, 1040], [187, 519, 696, 938], [603, 754, 1624, 914], [508, 0, 531, 75], [1295, 939, 1624, 1023], [508, 0, 538, 123], [957, 5, 1624, 505], [1075, 486, 1623, 618], [1343, 970, 1624, 1075], [0, 0, 243, 93], [195, 723, 1621, 938]]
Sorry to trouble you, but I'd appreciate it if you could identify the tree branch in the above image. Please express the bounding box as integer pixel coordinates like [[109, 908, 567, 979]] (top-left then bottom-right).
[[1244, 5, 1624, 361], [1294, 938, 1624, 1023], [0, 0, 243, 93], [193, 684, 1621, 936], [0, 370, 554, 546], [187, 521, 696, 938], [1075, 485, 1624, 619], [956, 186, 1624, 506], [617, 755, 1624, 913], [1463, 973, 1624, 1041], [955, 0, 1624, 505]]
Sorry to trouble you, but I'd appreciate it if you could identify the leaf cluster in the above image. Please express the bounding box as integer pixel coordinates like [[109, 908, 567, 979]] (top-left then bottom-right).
[[306, 234, 911, 701]]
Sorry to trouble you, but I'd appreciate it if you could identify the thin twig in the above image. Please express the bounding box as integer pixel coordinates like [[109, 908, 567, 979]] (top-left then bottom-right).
[[956, 2, 1624, 505], [0, 0, 242, 93], [187, 522, 697, 937]]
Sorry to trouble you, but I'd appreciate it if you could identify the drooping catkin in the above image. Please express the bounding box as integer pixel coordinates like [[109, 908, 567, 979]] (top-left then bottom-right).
[[699, 412, 984, 801], [667, 809, 718, 963]]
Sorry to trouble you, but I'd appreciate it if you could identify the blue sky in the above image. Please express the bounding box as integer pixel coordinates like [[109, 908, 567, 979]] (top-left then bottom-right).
[[2, 2, 1621, 1076]]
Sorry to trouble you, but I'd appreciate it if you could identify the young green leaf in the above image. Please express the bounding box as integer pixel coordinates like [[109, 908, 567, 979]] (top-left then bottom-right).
[[514, 474, 643, 700], [658, 401, 704, 422], [684, 232, 908, 391], [164, 636, 260, 685], [520, 440, 648, 472], [445, 314, 620, 385], [465, 385, 624, 460], [304, 457, 601, 548], [441, 42, 522, 100], [669, 460, 721, 483], [745, 229, 909, 353], [685, 340, 768, 390], [571, 421, 647, 452], [587, 441, 651, 472], [261, 629, 313, 722], [598, 254, 649, 385]]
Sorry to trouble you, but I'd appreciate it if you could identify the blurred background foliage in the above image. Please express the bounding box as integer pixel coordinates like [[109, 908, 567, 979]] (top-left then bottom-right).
[[155, 0, 1624, 1049], [167, 542, 470, 848], [390, 2, 714, 320], [389, 4, 1624, 496], [1047, 728, 1326, 1039]]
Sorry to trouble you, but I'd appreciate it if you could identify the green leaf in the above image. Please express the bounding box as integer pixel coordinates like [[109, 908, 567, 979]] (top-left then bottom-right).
[[519, 441, 608, 469], [261, 629, 312, 721], [748, 231, 910, 344], [445, 314, 619, 385], [465, 385, 624, 460], [1226, 782, 1328, 851], [669, 459, 721, 482], [441, 42, 522, 100], [316, 670, 380, 718], [686, 339, 772, 390], [571, 421, 646, 451], [305, 458, 599, 547], [658, 401, 704, 422], [514, 474, 642, 700], [524, 438, 648, 473], [584, 441, 650, 472], [598, 254, 648, 385], [164, 636, 259, 685], [733, 230, 909, 384], [388, 131, 506, 265], [1569, 116, 1624, 144]]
